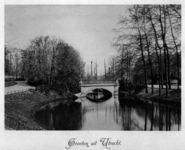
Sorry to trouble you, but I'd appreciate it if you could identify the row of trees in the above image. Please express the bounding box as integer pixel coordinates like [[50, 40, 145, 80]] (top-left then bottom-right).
[[5, 36, 85, 94], [111, 5, 181, 97], [5, 46, 22, 80]]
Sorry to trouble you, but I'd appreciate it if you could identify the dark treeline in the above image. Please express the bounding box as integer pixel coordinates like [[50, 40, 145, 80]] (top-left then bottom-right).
[[5, 36, 85, 94], [110, 5, 181, 97]]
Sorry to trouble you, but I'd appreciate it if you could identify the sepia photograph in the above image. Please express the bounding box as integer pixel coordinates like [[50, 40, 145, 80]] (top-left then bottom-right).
[[4, 4, 181, 131]]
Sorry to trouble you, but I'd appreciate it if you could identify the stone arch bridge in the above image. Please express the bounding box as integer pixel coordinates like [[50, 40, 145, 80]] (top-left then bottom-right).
[[79, 80, 119, 98]]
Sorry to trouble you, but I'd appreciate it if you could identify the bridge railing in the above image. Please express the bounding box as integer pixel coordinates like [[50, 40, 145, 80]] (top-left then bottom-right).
[[81, 80, 116, 84]]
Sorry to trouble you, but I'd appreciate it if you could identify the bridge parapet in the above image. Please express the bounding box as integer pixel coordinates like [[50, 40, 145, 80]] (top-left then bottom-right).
[[79, 80, 119, 98], [80, 80, 117, 85]]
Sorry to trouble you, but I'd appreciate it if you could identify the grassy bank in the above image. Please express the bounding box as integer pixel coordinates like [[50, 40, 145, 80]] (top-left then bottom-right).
[[5, 90, 75, 130], [5, 81, 17, 87], [136, 87, 181, 107], [119, 86, 181, 107]]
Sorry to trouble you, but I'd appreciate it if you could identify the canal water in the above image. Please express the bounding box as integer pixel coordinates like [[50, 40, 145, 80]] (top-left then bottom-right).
[[34, 95, 181, 131]]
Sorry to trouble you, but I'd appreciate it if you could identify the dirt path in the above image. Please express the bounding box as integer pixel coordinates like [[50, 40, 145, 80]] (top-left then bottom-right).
[[5, 81, 35, 95]]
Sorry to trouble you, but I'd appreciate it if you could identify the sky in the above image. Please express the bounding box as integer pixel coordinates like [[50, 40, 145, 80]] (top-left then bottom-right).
[[5, 5, 129, 75]]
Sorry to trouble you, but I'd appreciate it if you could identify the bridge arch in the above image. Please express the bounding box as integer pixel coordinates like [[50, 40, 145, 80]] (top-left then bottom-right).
[[79, 80, 119, 98]]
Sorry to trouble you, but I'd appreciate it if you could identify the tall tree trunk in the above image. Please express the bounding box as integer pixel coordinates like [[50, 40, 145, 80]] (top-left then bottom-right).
[[166, 44, 171, 89], [155, 45, 161, 96], [134, 7, 148, 93], [163, 46, 169, 97], [144, 29, 154, 95], [159, 48, 164, 89], [159, 5, 169, 97], [168, 7, 180, 90], [141, 43, 148, 93], [162, 6, 171, 89], [148, 9, 164, 89]]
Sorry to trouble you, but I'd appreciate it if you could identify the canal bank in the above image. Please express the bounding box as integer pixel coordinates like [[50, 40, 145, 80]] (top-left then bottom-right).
[[119, 87, 181, 108], [5, 87, 181, 130], [34, 89, 181, 130], [5, 90, 77, 130]]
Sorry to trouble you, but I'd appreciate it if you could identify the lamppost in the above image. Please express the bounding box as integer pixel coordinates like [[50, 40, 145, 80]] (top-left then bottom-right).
[[91, 61, 93, 79], [113, 58, 115, 80]]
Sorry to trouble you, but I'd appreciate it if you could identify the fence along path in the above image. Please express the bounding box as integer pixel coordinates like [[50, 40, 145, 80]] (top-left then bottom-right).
[[5, 89, 32, 95]]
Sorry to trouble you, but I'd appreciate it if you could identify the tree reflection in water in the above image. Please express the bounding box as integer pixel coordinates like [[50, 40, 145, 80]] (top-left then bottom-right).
[[118, 99, 181, 131], [34, 96, 181, 130], [35, 102, 82, 130]]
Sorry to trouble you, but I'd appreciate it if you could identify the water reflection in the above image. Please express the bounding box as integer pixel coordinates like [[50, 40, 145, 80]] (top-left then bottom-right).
[[34, 96, 181, 131], [86, 88, 112, 102], [35, 102, 82, 130]]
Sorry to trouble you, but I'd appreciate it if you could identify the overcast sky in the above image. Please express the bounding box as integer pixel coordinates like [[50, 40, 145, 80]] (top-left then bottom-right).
[[5, 5, 129, 75]]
